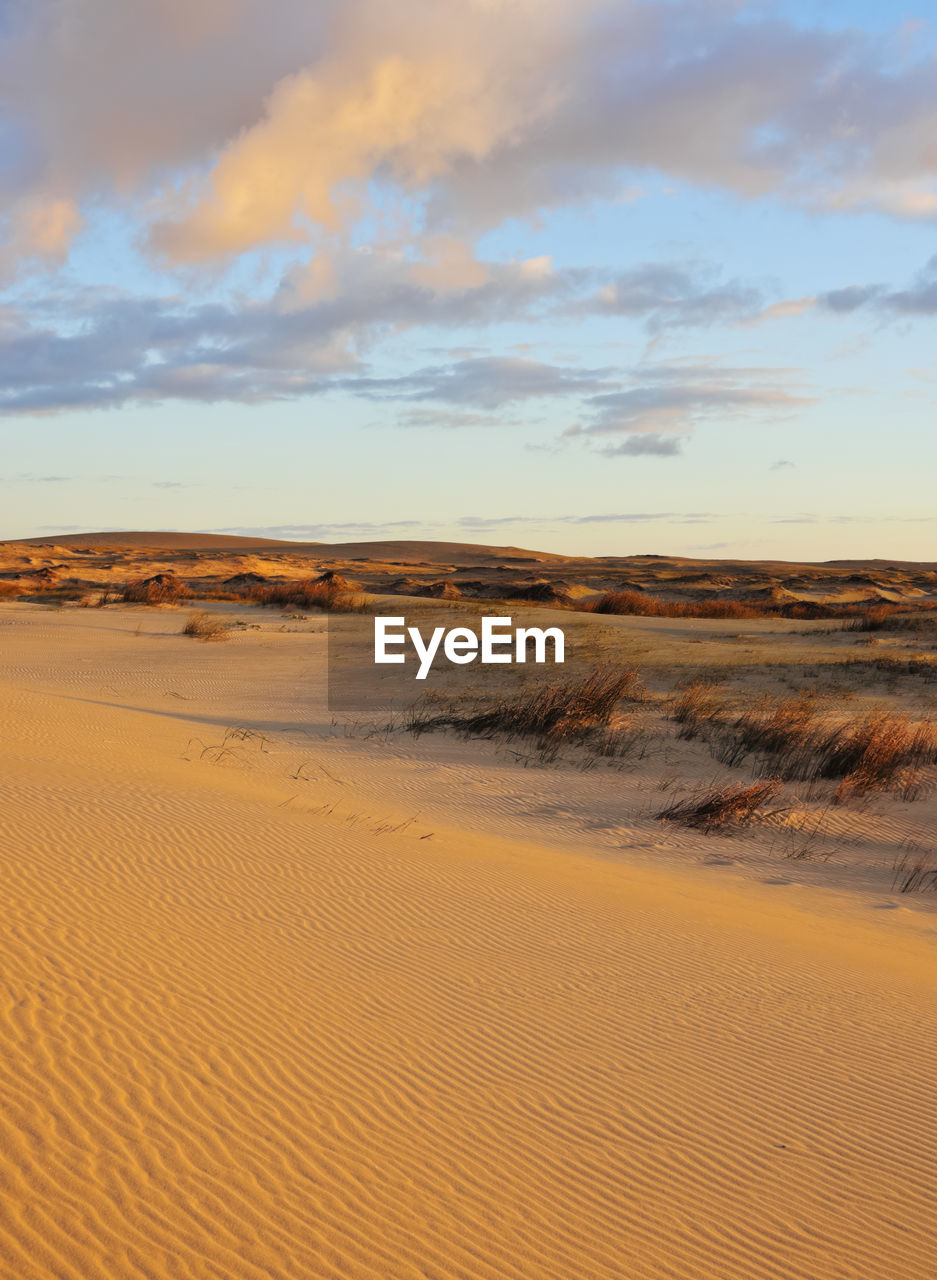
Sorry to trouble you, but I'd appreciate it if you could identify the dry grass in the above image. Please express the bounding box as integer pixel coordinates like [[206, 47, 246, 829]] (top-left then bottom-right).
[[181, 612, 231, 642], [590, 591, 765, 619], [892, 844, 937, 893], [671, 681, 726, 739], [814, 714, 937, 800], [842, 604, 937, 633], [121, 575, 188, 605], [590, 591, 937, 624], [833, 655, 937, 682], [671, 683, 937, 799], [0, 582, 23, 598], [656, 779, 782, 832], [717, 694, 819, 766], [407, 666, 642, 750], [249, 579, 371, 613]]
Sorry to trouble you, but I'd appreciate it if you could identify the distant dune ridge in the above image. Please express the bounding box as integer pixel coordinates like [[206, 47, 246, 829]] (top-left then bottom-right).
[[2, 530, 571, 563], [2, 532, 937, 616]]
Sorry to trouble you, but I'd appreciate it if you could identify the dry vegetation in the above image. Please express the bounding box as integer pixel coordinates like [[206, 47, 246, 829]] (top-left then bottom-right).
[[121, 574, 189, 605], [6, 537, 937, 867], [586, 590, 883, 621], [842, 605, 937, 633], [249, 579, 371, 613], [671, 683, 937, 800], [892, 845, 937, 894], [656, 780, 782, 832], [181, 612, 231, 642], [590, 591, 769, 620], [406, 666, 642, 754]]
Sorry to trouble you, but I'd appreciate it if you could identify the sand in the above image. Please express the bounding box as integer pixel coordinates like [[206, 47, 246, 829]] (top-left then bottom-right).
[[0, 604, 935, 1279], [7, 529, 935, 607]]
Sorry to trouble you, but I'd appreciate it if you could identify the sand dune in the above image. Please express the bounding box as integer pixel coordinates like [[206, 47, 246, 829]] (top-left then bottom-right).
[[3, 530, 305, 550], [0, 606, 934, 1278], [4, 532, 937, 611], [2, 531, 571, 565]]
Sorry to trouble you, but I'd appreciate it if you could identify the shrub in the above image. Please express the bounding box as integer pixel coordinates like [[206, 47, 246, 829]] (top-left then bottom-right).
[[730, 694, 819, 757], [671, 682, 727, 739], [249, 579, 370, 613], [121, 574, 188, 605], [656, 779, 782, 832], [842, 605, 937, 633], [181, 612, 230, 642], [892, 846, 937, 894], [407, 666, 641, 748], [683, 689, 937, 799], [589, 591, 764, 620]]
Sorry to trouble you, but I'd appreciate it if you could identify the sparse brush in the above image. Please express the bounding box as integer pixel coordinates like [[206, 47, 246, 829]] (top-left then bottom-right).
[[22, 586, 83, 604], [249, 579, 371, 613], [671, 681, 727, 739], [656, 779, 782, 832], [181, 611, 230, 642], [589, 593, 937, 625], [842, 606, 894, 632], [121, 575, 188, 605], [892, 844, 937, 894], [731, 694, 819, 757], [771, 807, 835, 861], [589, 591, 765, 619], [833, 655, 937, 681], [686, 689, 937, 800], [842, 605, 937, 633], [406, 665, 641, 749], [815, 714, 937, 800], [0, 582, 23, 598]]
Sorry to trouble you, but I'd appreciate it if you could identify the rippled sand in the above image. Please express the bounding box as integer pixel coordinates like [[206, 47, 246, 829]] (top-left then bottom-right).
[[0, 605, 934, 1279]]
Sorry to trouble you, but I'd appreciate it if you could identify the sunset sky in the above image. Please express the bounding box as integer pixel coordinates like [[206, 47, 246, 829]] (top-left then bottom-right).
[[2, 0, 936, 557]]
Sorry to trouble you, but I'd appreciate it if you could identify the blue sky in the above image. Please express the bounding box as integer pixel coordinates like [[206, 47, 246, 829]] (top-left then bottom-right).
[[2, 0, 936, 559]]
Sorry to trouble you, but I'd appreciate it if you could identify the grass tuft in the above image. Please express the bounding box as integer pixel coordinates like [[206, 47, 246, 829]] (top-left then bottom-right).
[[181, 612, 231, 642], [892, 846, 937, 894], [121, 574, 188, 605], [406, 665, 641, 750], [249, 579, 371, 613], [670, 683, 937, 800], [656, 779, 782, 832]]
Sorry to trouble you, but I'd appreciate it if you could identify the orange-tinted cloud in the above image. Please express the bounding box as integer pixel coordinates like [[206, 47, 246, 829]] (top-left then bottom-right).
[[5, 1, 937, 278]]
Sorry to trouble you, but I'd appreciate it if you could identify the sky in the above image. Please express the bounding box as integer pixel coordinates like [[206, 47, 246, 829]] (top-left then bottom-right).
[[1, 0, 937, 560]]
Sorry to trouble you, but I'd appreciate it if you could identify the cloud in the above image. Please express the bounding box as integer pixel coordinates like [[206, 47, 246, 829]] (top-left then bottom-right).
[[0, 276, 823, 460], [6, 239, 763, 413], [565, 361, 814, 448], [4, 1, 937, 276], [342, 356, 614, 410], [212, 510, 725, 541], [743, 296, 816, 325], [210, 520, 426, 540], [563, 360, 814, 440], [812, 256, 937, 317], [878, 255, 937, 314], [598, 433, 684, 457], [396, 408, 519, 429], [818, 284, 885, 313], [0, 254, 581, 413], [578, 262, 764, 330], [0, 199, 83, 278]]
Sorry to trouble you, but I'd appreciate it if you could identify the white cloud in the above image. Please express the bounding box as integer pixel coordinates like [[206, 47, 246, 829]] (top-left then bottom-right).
[[3, 1, 937, 277]]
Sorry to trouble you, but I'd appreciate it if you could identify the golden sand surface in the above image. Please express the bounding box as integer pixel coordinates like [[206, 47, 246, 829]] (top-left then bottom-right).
[[0, 605, 935, 1279]]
